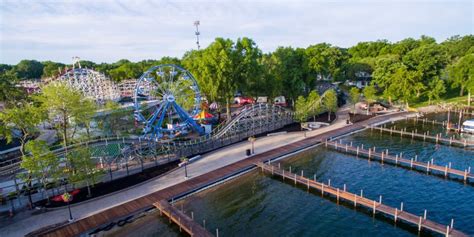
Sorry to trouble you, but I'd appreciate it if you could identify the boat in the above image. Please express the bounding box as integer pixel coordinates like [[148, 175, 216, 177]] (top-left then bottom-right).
[[461, 119, 474, 134]]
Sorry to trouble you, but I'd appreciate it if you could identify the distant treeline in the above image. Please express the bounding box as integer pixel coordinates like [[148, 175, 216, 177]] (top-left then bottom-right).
[[1, 35, 473, 106]]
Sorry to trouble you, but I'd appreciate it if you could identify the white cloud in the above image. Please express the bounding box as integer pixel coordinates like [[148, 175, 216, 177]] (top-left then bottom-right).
[[0, 0, 472, 64]]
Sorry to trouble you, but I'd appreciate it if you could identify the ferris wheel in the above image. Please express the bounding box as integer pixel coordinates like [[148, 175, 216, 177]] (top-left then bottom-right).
[[134, 64, 204, 140]]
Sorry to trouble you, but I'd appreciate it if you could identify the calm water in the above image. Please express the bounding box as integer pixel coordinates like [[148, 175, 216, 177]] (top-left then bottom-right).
[[106, 117, 474, 237]]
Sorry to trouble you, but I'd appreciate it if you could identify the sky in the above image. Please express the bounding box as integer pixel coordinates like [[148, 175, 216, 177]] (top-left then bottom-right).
[[0, 0, 472, 64]]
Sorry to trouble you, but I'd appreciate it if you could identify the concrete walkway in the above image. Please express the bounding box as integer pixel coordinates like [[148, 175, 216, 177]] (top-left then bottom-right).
[[1, 107, 351, 237]]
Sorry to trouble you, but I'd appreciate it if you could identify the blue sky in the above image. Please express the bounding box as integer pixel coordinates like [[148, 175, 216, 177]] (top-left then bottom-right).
[[0, 0, 472, 64]]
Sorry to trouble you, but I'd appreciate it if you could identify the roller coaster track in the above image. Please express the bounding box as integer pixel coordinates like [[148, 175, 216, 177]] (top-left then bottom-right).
[[0, 103, 294, 177]]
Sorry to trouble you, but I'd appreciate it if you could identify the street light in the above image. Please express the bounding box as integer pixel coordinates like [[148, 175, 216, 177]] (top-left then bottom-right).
[[62, 191, 74, 222], [248, 136, 257, 154], [181, 157, 189, 179]]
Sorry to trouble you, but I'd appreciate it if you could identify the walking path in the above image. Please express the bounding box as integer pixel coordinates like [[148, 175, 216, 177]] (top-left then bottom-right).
[[1, 106, 407, 236]]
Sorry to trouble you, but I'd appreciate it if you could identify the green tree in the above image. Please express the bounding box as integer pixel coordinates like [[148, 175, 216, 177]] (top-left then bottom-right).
[[183, 38, 238, 119], [402, 43, 448, 86], [234, 37, 263, 97], [363, 85, 377, 114], [306, 43, 347, 81], [0, 102, 45, 156], [306, 90, 321, 121], [73, 99, 97, 141], [448, 53, 474, 96], [68, 147, 103, 197], [295, 95, 308, 123], [42, 61, 65, 78], [426, 77, 446, 104], [21, 140, 60, 204], [387, 66, 423, 108], [441, 35, 474, 61], [0, 71, 25, 104], [270, 47, 308, 105], [35, 82, 94, 150], [371, 55, 402, 104], [349, 87, 360, 112], [348, 40, 392, 59], [13, 60, 44, 79], [108, 62, 142, 82], [322, 89, 338, 121]]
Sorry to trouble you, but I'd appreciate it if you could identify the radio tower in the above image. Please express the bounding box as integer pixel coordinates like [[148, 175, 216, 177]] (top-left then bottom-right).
[[194, 20, 201, 50]]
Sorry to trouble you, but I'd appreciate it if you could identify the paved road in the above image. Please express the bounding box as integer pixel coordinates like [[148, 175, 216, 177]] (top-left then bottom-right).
[[0, 106, 361, 237]]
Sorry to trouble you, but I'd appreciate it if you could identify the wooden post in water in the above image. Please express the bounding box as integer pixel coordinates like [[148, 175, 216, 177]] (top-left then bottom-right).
[[328, 179, 331, 187], [395, 208, 398, 222], [216, 228, 219, 237], [410, 158, 413, 168], [337, 188, 340, 202], [427, 161, 430, 173], [445, 165, 448, 177], [294, 174, 297, 185], [447, 109, 451, 131], [343, 184, 346, 192], [372, 200, 376, 214], [424, 210, 427, 219], [418, 216, 422, 231], [356, 146, 359, 156], [379, 195, 382, 204]]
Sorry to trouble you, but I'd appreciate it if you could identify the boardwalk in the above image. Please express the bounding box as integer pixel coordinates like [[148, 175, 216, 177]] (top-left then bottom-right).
[[256, 162, 468, 237], [369, 126, 474, 148], [325, 140, 473, 182], [153, 200, 212, 237], [28, 112, 416, 237]]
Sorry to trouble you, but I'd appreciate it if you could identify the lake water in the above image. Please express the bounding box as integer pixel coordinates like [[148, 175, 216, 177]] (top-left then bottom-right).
[[106, 117, 474, 237]]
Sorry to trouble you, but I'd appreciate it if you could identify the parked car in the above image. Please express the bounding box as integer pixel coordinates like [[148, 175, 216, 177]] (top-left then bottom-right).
[[274, 96, 287, 107], [234, 96, 255, 106]]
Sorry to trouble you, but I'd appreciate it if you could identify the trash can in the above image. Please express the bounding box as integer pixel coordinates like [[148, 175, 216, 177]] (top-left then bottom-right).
[[246, 149, 251, 156]]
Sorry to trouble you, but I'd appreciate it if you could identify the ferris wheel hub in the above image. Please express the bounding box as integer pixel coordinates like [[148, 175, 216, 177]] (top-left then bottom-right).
[[165, 94, 175, 102]]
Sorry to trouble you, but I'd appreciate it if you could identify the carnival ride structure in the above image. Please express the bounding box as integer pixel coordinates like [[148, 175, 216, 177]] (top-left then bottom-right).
[[134, 65, 204, 140], [57, 64, 121, 103]]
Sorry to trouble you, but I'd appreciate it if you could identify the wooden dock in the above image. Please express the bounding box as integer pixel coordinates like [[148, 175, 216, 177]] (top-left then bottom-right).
[[369, 126, 474, 148], [256, 162, 468, 237], [407, 116, 446, 126], [325, 140, 473, 182], [30, 112, 453, 237], [153, 200, 213, 237]]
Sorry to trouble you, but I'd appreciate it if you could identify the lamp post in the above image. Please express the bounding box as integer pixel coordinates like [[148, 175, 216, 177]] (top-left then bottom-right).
[[181, 157, 189, 179], [62, 191, 73, 222], [248, 136, 256, 154]]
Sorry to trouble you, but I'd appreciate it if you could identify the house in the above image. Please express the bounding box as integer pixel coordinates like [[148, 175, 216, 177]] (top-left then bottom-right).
[[346, 71, 372, 88]]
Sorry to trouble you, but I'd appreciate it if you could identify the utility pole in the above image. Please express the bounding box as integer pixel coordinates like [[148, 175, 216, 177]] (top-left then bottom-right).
[[194, 20, 201, 50]]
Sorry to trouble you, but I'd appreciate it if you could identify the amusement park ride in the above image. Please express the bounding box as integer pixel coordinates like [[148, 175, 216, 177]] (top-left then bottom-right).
[[133, 64, 205, 140]]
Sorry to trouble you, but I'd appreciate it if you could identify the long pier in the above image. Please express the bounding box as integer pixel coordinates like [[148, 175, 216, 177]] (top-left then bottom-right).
[[325, 140, 473, 182], [153, 200, 213, 237], [256, 162, 468, 237], [369, 126, 474, 148]]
